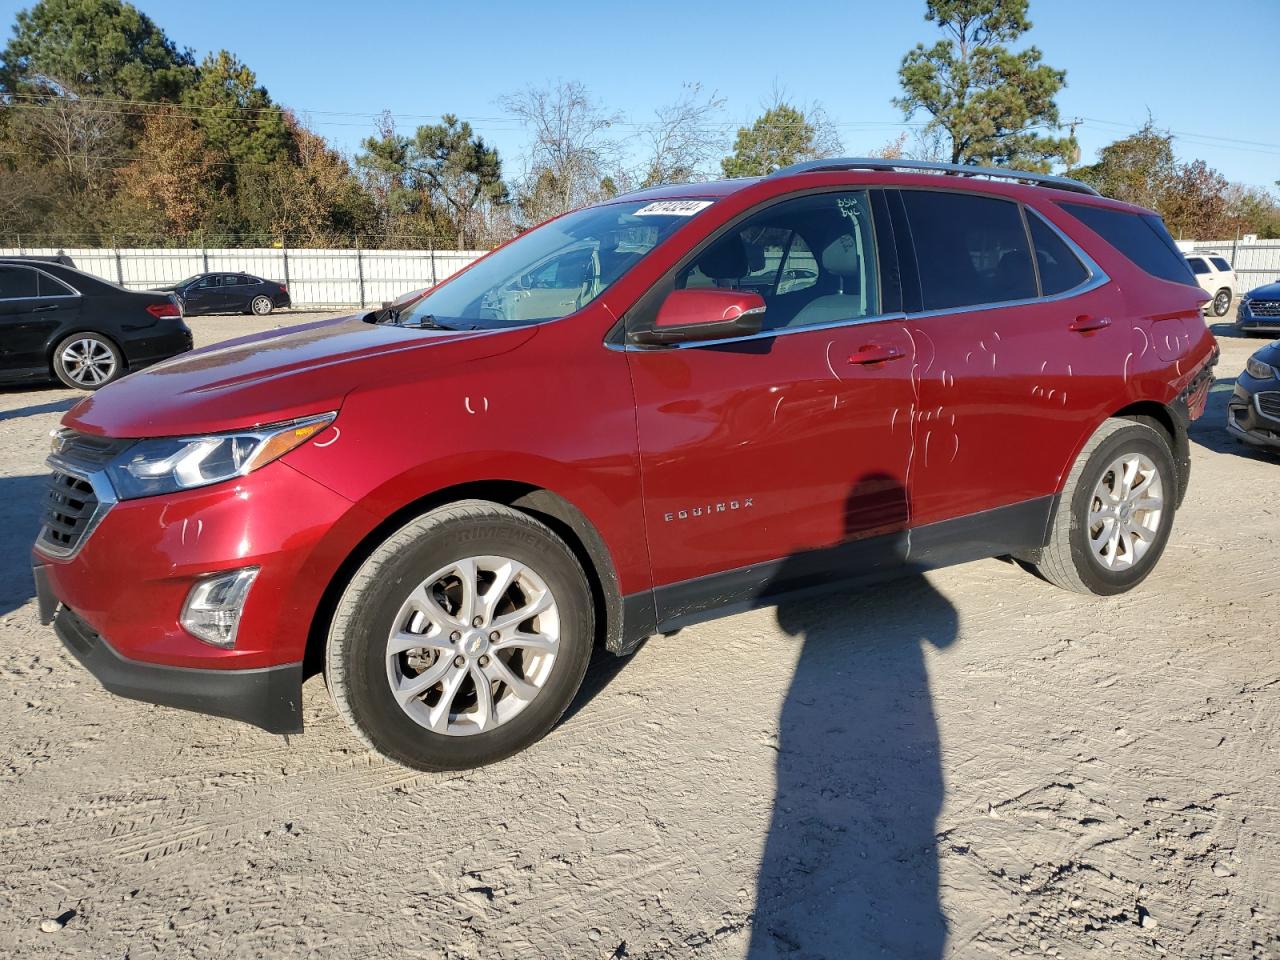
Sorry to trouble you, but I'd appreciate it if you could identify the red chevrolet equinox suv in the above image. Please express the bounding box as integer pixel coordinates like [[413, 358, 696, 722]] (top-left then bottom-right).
[[33, 159, 1217, 770]]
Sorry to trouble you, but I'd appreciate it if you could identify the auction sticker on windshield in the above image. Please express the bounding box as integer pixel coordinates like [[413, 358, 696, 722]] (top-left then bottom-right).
[[633, 200, 714, 217]]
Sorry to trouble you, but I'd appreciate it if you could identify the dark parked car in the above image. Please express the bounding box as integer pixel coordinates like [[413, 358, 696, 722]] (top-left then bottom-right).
[[1236, 281, 1280, 336], [155, 273, 290, 317], [1228, 340, 1280, 451], [4, 253, 78, 268], [0, 259, 192, 390]]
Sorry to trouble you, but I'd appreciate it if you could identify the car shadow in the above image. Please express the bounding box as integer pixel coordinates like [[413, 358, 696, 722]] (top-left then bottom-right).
[[1189, 377, 1278, 460], [0, 474, 48, 616], [0, 397, 76, 425]]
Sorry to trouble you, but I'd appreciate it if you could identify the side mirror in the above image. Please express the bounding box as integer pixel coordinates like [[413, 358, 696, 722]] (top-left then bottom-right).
[[632, 288, 766, 346]]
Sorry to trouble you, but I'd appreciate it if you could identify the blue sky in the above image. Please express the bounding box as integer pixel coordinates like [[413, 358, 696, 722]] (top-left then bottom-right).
[[3, 0, 1277, 187]]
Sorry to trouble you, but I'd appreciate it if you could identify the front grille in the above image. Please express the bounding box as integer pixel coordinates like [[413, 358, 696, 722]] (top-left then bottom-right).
[[51, 429, 131, 470], [40, 471, 100, 554], [1248, 300, 1280, 318], [1258, 392, 1280, 420]]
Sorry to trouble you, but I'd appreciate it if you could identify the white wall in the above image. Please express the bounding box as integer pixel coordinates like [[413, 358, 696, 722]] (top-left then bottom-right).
[[0, 246, 488, 308]]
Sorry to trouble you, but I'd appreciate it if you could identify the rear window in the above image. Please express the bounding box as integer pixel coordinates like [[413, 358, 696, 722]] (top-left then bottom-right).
[[1210, 257, 1231, 272], [901, 190, 1038, 310], [1060, 202, 1199, 287]]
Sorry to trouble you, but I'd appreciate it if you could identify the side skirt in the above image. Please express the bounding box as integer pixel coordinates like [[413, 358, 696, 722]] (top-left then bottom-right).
[[621, 494, 1057, 641]]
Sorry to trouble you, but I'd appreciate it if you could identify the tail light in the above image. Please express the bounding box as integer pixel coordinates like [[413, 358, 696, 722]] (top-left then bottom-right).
[[146, 302, 181, 320], [279, 284, 287, 293]]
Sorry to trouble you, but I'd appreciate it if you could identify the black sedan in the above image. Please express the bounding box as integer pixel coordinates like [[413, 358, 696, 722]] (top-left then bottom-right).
[[1227, 339, 1280, 452], [0, 259, 192, 390], [155, 273, 290, 317]]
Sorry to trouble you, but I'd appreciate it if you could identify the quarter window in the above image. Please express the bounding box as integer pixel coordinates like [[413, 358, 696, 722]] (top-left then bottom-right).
[[675, 191, 880, 330], [1210, 257, 1231, 272], [37, 272, 75, 297], [900, 191, 1038, 310], [1187, 258, 1209, 275], [1027, 213, 1090, 295]]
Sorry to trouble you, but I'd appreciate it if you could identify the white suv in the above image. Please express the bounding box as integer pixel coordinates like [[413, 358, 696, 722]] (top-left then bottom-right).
[[1185, 252, 1236, 317]]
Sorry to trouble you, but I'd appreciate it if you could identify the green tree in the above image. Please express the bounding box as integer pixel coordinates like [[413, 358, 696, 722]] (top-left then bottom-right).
[[895, 0, 1074, 171], [0, 0, 193, 102], [183, 50, 290, 167], [720, 102, 841, 178], [1071, 120, 1176, 209], [357, 114, 506, 247]]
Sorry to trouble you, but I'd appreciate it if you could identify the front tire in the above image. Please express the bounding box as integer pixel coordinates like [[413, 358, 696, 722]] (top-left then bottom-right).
[[1021, 418, 1176, 596], [250, 296, 274, 315], [326, 500, 594, 770], [52, 332, 124, 390]]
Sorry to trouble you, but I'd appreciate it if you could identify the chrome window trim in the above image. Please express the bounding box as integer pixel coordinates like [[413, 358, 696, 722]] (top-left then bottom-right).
[[613, 311, 911, 351], [33, 455, 118, 562], [0, 263, 82, 302]]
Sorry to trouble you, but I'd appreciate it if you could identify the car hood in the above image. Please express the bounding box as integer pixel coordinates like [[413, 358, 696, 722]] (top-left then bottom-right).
[[1252, 339, 1280, 367], [1247, 281, 1280, 300], [63, 314, 537, 438]]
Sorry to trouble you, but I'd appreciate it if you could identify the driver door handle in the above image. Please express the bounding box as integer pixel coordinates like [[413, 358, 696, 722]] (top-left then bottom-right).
[[848, 343, 906, 365]]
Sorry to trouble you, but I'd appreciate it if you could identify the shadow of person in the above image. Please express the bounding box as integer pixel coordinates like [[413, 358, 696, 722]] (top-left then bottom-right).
[[748, 474, 958, 958]]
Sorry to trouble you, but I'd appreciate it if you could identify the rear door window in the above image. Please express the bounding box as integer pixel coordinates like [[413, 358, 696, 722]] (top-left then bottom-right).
[[1027, 212, 1090, 296], [1059, 202, 1199, 287], [1210, 257, 1232, 272], [900, 190, 1038, 310], [0, 265, 40, 299]]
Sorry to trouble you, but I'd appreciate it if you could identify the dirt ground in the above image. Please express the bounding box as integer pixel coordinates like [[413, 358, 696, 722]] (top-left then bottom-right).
[[1, 309, 1276, 960]]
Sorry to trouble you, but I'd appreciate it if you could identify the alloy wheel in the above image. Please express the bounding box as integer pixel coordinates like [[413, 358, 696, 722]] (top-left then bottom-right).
[[1214, 291, 1231, 316], [60, 338, 117, 387], [1087, 453, 1164, 571], [252, 296, 272, 315], [385, 555, 560, 736]]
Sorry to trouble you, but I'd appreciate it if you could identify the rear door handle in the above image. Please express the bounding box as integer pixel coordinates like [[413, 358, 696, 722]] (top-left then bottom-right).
[[1068, 315, 1112, 333], [848, 343, 906, 365], [32, 304, 59, 313]]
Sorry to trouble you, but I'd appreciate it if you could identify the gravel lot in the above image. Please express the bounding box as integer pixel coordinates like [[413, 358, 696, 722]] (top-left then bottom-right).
[[1, 308, 1277, 959]]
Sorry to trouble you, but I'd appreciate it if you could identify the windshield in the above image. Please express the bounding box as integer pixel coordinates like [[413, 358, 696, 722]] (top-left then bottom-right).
[[177, 275, 202, 287], [395, 198, 715, 329]]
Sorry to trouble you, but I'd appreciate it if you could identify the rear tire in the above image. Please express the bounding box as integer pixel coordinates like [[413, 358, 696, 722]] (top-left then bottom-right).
[[1211, 289, 1231, 317], [51, 332, 124, 390], [325, 500, 594, 771], [251, 296, 274, 315], [1019, 418, 1176, 596]]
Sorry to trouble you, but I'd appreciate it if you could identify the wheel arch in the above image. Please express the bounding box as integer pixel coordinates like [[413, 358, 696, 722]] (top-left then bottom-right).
[[1111, 400, 1189, 507], [302, 480, 636, 681]]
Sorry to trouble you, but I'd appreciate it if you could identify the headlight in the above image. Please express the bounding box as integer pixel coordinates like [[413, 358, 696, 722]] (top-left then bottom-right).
[[1245, 356, 1278, 380], [105, 413, 335, 500]]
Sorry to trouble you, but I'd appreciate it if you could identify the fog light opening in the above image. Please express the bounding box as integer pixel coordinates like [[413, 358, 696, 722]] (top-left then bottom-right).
[[181, 567, 259, 648]]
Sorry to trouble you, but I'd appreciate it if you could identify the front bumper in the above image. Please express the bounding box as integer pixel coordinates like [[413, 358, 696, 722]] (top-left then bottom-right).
[[35, 565, 303, 733], [1236, 303, 1280, 333], [1226, 381, 1280, 449]]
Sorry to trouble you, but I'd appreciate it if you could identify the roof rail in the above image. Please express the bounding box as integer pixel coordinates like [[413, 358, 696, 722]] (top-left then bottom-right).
[[769, 157, 1101, 197]]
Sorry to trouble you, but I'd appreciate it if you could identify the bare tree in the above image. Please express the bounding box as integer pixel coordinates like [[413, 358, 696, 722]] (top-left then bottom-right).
[[500, 80, 621, 223], [15, 77, 123, 197], [636, 82, 727, 188]]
